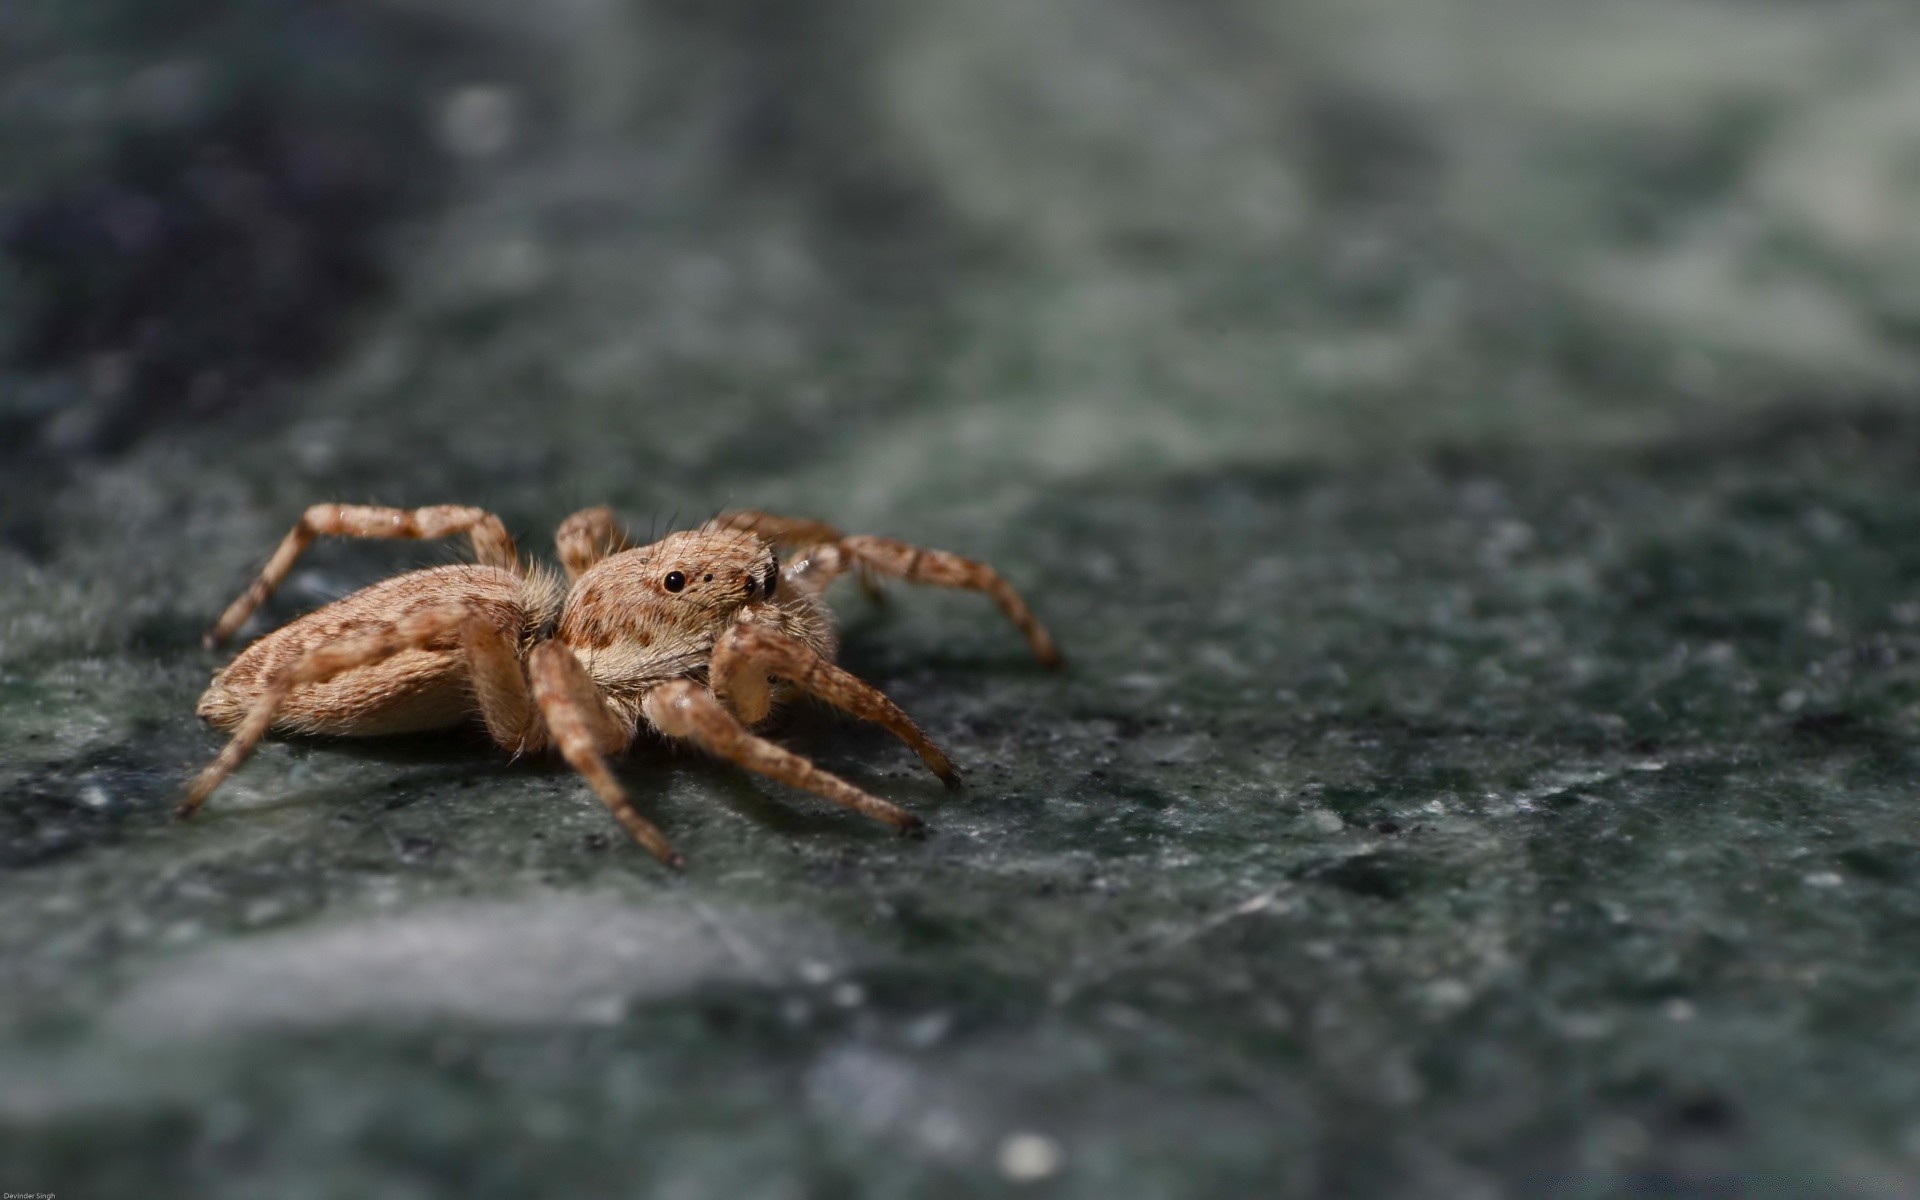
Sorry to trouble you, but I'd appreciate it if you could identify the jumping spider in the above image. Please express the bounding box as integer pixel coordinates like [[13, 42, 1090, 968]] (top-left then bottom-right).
[[185, 504, 1062, 867]]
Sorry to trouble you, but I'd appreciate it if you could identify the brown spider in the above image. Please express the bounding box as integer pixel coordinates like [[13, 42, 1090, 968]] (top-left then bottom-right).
[[183, 504, 1062, 867]]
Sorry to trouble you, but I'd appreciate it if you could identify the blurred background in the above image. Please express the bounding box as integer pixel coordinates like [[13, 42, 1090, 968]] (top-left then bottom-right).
[[10, 0, 1920, 486], [5, 0, 1920, 1195]]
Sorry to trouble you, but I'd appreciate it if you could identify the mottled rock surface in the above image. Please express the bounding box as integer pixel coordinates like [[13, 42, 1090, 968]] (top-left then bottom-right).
[[5, 0, 1920, 1195]]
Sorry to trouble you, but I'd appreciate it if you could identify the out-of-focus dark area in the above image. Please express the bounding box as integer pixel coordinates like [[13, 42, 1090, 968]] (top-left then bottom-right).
[[4, 1, 1920, 1195]]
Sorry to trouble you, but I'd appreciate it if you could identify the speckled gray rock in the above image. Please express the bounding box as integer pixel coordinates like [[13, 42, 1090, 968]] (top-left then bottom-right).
[[5, 1, 1920, 1196]]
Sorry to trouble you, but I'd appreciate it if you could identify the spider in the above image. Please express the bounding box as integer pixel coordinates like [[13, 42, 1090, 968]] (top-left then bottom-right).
[[183, 504, 1062, 867]]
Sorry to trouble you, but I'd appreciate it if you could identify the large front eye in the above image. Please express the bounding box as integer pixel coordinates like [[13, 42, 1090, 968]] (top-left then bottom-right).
[[663, 570, 686, 593]]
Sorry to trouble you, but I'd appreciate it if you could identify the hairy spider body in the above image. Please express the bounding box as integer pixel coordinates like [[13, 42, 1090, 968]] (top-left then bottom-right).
[[185, 505, 1061, 867], [198, 564, 560, 741]]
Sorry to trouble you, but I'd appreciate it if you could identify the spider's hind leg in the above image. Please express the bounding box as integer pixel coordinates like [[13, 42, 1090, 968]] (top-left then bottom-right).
[[183, 602, 531, 817], [554, 507, 633, 581], [207, 504, 520, 647]]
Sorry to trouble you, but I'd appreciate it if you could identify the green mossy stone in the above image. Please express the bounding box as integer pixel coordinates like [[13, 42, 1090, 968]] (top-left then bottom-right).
[[4, 1, 1920, 1196]]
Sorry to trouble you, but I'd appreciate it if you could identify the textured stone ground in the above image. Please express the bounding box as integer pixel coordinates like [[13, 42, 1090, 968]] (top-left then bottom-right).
[[5, 1, 1920, 1196]]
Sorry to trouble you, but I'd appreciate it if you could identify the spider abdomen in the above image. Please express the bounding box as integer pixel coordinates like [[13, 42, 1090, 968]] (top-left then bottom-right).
[[197, 564, 552, 737]]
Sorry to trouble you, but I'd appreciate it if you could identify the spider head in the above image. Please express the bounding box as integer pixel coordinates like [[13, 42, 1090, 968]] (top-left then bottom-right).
[[637, 529, 781, 609], [560, 529, 782, 660]]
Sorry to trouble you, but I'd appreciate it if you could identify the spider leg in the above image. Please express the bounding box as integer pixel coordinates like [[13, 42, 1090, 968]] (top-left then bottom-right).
[[527, 643, 679, 867], [712, 616, 959, 788], [554, 506, 633, 581], [707, 510, 886, 603], [206, 504, 521, 647], [707, 510, 845, 548], [776, 534, 1062, 670], [183, 602, 522, 817], [710, 512, 1057, 665], [642, 679, 924, 835]]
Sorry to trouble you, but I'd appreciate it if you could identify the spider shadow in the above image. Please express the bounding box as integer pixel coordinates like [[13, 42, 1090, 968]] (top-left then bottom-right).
[[613, 703, 962, 842], [613, 740, 848, 840], [209, 726, 557, 822], [834, 601, 1059, 682], [279, 713, 952, 842]]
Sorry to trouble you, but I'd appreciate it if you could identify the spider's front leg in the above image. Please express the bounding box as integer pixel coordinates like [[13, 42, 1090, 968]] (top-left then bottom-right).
[[711, 510, 1062, 669], [704, 510, 886, 603], [706, 511, 845, 549], [527, 643, 680, 868], [643, 680, 925, 836], [711, 615, 959, 787], [207, 504, 520, 647], [830, 537, 1062, 669]]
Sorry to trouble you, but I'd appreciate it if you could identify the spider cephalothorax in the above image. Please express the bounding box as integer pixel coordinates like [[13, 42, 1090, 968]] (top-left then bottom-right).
[[184, 504, 1061, 867]]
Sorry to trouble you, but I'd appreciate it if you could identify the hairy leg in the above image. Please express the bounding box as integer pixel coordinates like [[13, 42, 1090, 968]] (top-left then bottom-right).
[[527, 643, 679, 867], [468, 619, 542, 754], [555, 506, 632, 581], [207, 504, 520, 647], [785, 535, 1062, 669], [712, 617, 959, 787], [643, 680, 924, 835], [707, 510, 846, 548], [183, 602, 532, 816], [713, 512, 1059, 666], [708, 509, 885, 603]]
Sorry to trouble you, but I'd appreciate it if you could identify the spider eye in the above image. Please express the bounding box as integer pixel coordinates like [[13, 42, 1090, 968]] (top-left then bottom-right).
[[763, 565, 779, 597], [663, 571, 686, 593]]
